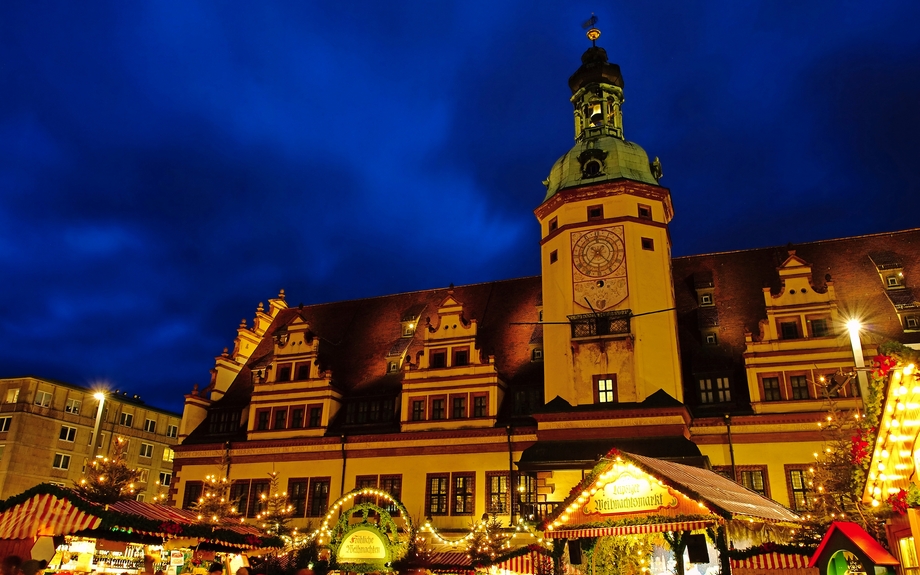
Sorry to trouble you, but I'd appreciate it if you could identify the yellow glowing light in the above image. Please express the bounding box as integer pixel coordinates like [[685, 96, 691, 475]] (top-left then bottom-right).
[[846, 319, 861, 333]]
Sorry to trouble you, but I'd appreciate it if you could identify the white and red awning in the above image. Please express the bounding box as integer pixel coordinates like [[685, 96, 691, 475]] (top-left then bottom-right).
[[546, 519, 716, 539], [494, 551, 552, 574], [730, 552, 810, 569], [0, 493, 101, 539]]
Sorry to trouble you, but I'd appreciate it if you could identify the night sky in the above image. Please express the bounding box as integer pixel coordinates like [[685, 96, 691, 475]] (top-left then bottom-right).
[[3, 2, 919, 414]]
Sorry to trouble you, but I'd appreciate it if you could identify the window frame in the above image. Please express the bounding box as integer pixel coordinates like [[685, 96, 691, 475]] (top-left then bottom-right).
[[452, 347, 470, 367], [0, 417, 10, 433], [472, 393, 488, 418], [159, 472, 172, 487], [411, 398, 426, 422], [144, 418, 157, 433], [288, 478, 308, 518], [785, 464, 813, 512], [451, 472, 475, 516], [139, 443, 153, 458], [593, 374, 618, 404], [430, 396, 446, 421], [426, 473, 450, 516], [450, 394, 468, 419], [35, 390, 52, 408], [307, 477, 331, 517], [486, 471, 510, 515], [789, 374, 811, 400], [183, 481, 203, 509], [640, 237, 654, 251], [276, 363, 293, 382], [255, 409, 271, 431], [295, 361, 312, 381], [65, 398, 82, 415], [59, 425, 77, 442], [380, 474, 402, 516], [120, 412, 134, 428], [587, 204, 604, 220], [778, 318, 801, 340], [760, 375, 783, 401], [52, 452, 71, 470], [166, 424, 178, 438], [548, 217, 558, 232], [698, 376, 732, 404], [430, 349, 448, 369]]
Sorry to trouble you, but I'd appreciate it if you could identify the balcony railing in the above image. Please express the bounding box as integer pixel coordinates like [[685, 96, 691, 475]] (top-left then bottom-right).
[[517, 501, 560, 523], [569, 309, 631, 338]]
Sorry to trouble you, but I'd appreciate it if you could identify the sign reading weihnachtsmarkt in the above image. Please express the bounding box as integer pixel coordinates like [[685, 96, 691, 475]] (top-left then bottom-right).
[[337, 527, 389, 563], [582, 470, 678, 516]]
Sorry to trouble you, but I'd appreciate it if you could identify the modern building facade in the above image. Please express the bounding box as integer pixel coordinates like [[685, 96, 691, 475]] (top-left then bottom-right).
[[0, 376, 181, 500], [170, 40, 920, 537]]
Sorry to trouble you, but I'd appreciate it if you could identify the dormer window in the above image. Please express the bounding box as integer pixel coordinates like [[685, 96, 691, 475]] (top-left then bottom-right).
[[274, 329, 290, 347], [906, 316, 919, 330], [700, 294, 713, 306], [388, 361, 399, 373], [403, 322, 417, 337], [887, 275, 902, 288], [704, 333, 718, 345], [531, 348, 543, 361]]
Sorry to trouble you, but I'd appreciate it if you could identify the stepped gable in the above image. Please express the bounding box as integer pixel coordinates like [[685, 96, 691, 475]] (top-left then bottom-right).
[[210, 276, 542, 408], [672, 228, 920, 387]]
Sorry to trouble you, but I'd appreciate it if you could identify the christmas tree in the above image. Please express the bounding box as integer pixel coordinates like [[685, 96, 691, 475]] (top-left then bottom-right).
[[256, 471, 294, 537], [191, 453, 240, 522], [73, 435, 141, 505], [467, 514, 511, 565]]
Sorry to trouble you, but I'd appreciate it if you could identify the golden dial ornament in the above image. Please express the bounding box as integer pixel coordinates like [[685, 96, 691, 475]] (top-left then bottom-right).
[[572, 229, 625, 278]]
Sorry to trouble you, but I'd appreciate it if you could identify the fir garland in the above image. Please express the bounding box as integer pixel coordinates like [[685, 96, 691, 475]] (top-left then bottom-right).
[[725, 542, 815, 560]]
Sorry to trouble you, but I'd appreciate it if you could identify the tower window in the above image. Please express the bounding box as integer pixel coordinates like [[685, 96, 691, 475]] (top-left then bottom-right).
[[587, 205, 604, 220], [594, 374, 617, 404], [699, 377, 731, 403], [638, 204, 652, 220], [549, 217, 558, 232], [583, 159, 603, 178], [549, 250, 558, 264], [641, 237, 654, 251]]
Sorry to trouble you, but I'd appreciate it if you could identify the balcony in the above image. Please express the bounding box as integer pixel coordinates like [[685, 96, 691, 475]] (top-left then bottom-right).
[[569, 310, 631, 339]]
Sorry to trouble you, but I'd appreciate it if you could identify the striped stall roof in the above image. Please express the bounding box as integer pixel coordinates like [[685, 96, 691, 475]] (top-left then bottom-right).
[[108, 500, 263, 536], [495, 551, 553, 574], [731, 553, 810, 569], [0, 493, 101, 539], [547, 520, 716, 539]]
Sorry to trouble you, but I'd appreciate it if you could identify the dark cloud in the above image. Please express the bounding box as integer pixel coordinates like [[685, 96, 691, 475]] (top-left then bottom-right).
[[1, 1, 919, 412]]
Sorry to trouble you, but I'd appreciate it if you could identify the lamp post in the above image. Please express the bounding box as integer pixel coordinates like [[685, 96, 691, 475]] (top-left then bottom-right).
[[846, 320, 870, 399], [91, 392, 106, 458]]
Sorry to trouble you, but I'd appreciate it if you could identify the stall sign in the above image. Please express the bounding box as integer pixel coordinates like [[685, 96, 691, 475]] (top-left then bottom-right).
[[337, 528, 388, 562], [170, 551, 185, 566], [582, 470, 678, 516]]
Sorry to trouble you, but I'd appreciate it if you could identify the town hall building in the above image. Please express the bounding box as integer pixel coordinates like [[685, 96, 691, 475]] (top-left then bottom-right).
[[170, 38, 920, 536]]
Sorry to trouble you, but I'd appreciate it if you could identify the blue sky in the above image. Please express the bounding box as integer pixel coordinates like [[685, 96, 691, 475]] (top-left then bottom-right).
[[2, 1, 918, 412]]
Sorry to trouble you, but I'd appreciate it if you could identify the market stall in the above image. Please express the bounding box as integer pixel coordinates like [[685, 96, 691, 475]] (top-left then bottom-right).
[[0, 484, 282, 573]]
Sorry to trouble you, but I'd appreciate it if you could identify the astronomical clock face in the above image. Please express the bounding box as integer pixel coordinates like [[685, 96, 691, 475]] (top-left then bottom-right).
[[572, 226, 628, 311]]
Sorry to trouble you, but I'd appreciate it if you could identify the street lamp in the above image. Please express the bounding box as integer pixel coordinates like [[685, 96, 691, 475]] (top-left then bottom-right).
[[91, 392, 106, 458], [846, 319, 869, 398]]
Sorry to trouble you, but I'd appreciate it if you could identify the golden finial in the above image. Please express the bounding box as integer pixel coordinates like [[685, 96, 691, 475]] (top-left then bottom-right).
[[582, 14, 600, 45]]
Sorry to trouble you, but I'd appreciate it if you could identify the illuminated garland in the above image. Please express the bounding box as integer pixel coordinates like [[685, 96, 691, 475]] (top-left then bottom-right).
[[313, 487, 412, 545]]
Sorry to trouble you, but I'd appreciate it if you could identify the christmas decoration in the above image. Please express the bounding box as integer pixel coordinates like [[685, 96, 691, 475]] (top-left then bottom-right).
[[191, 453, 239, 522], [73, 436, 141, 505], [255, 471, 294, 537]]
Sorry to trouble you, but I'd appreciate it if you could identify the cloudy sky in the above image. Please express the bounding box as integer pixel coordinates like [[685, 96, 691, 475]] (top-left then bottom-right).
[[2, 2, 918, 413]]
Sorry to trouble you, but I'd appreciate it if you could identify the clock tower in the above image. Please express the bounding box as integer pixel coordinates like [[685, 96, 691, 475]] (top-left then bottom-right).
[[535, 36, 683, 407]]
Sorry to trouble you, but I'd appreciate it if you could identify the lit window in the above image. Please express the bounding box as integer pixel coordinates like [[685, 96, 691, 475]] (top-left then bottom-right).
[[487, 472, 509, 514], [5, 389, 19, 404], [595, 375, 617, 404], [65, 399, 81, 414], [52, 453, 71, 470], [139, 443, 153, 458], [35, 391, 52, 407], [786, 467, 812, 511], [700, 294, 713, 306], [138, 468, 149, 483], [452, 473, 474, 515], [59, 426, 76, 442], [426, 475, 449, 516], [162, 447, 175, 462], [740, 469, 767, 497]]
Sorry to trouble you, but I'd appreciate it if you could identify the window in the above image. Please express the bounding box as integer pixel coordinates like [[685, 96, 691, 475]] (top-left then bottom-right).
[[309, 406, 322, 428], [517, 474, 538, 514], [6, 389, 19, 403], [587, 205, 603, 220], [810, 318, 830, 337], [139, 443, 153, 458], [167, 424, 178, 438], [549, 250, 558, 264], [355, 475, 378, 506], [699, 377, 731, 403], [532, 348, 543, 361], [0, 417, 11, 433], [700, 294, 713, 306], [548, 217, 558, 232], [513, 388, 543, 416], [594, 375, 617, 404], [570, 310, 631, 338], [289, 479, 308, 517], [779, 320, 799, 340], [120, 413, 134, 427], [786, 466, 812, 511], [790, 375, 810, 400], [159, 472, 172, 486], [308, 478, 331, 517], [473, 395, 487, 418], [704, 333, 718, 345], [453, 348, 469, 367], [452, 396, 467, 419], [136, 494, 146, 502], [65, 399, 81, 414], [248, 480, 270, 518], [898, 537, 919, 575], [59, 426, 76, 442], [430, 350, 447, 369], [144, 419, 157, 433], [888, 275, 902, 288], [388, 361, 399, 373], [52, 453, 70, 470], [638, 204, 652, 220], [162, 447, 175, 462], [35, 390, 52, 407], [640, 237, 654, 251], [431, 398, 445, 420], [296, 362, 311, 380], [740, 469, 768, 497], [138, 468, 149, 483], [209, 409, 240, 434], [291, 408, 304, 429], [487, 472, 509, 514], [411, 400, 425, 421], [452, 473, 475, 515], [380, 475, 402, 515], [426, 474, 450, 516], [907, 316, 920, 330], [762, 377, 782, 401], [183, 481, 203, 509], [277, 365, 292, 382], [256, 409, 270, 431], [274, 409, 287, 430], [230, 481, 252, 517]]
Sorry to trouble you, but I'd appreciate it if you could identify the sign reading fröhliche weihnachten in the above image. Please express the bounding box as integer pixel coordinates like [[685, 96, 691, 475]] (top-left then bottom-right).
[[338, 528, 388, 562], [582, 470, 679, 516]]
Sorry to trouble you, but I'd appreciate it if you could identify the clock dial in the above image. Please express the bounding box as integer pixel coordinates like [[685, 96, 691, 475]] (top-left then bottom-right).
[[572, 229, 625, 278]]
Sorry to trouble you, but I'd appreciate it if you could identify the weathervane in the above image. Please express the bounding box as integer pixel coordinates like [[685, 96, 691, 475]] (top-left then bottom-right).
[[582, 13, 600, 46]]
